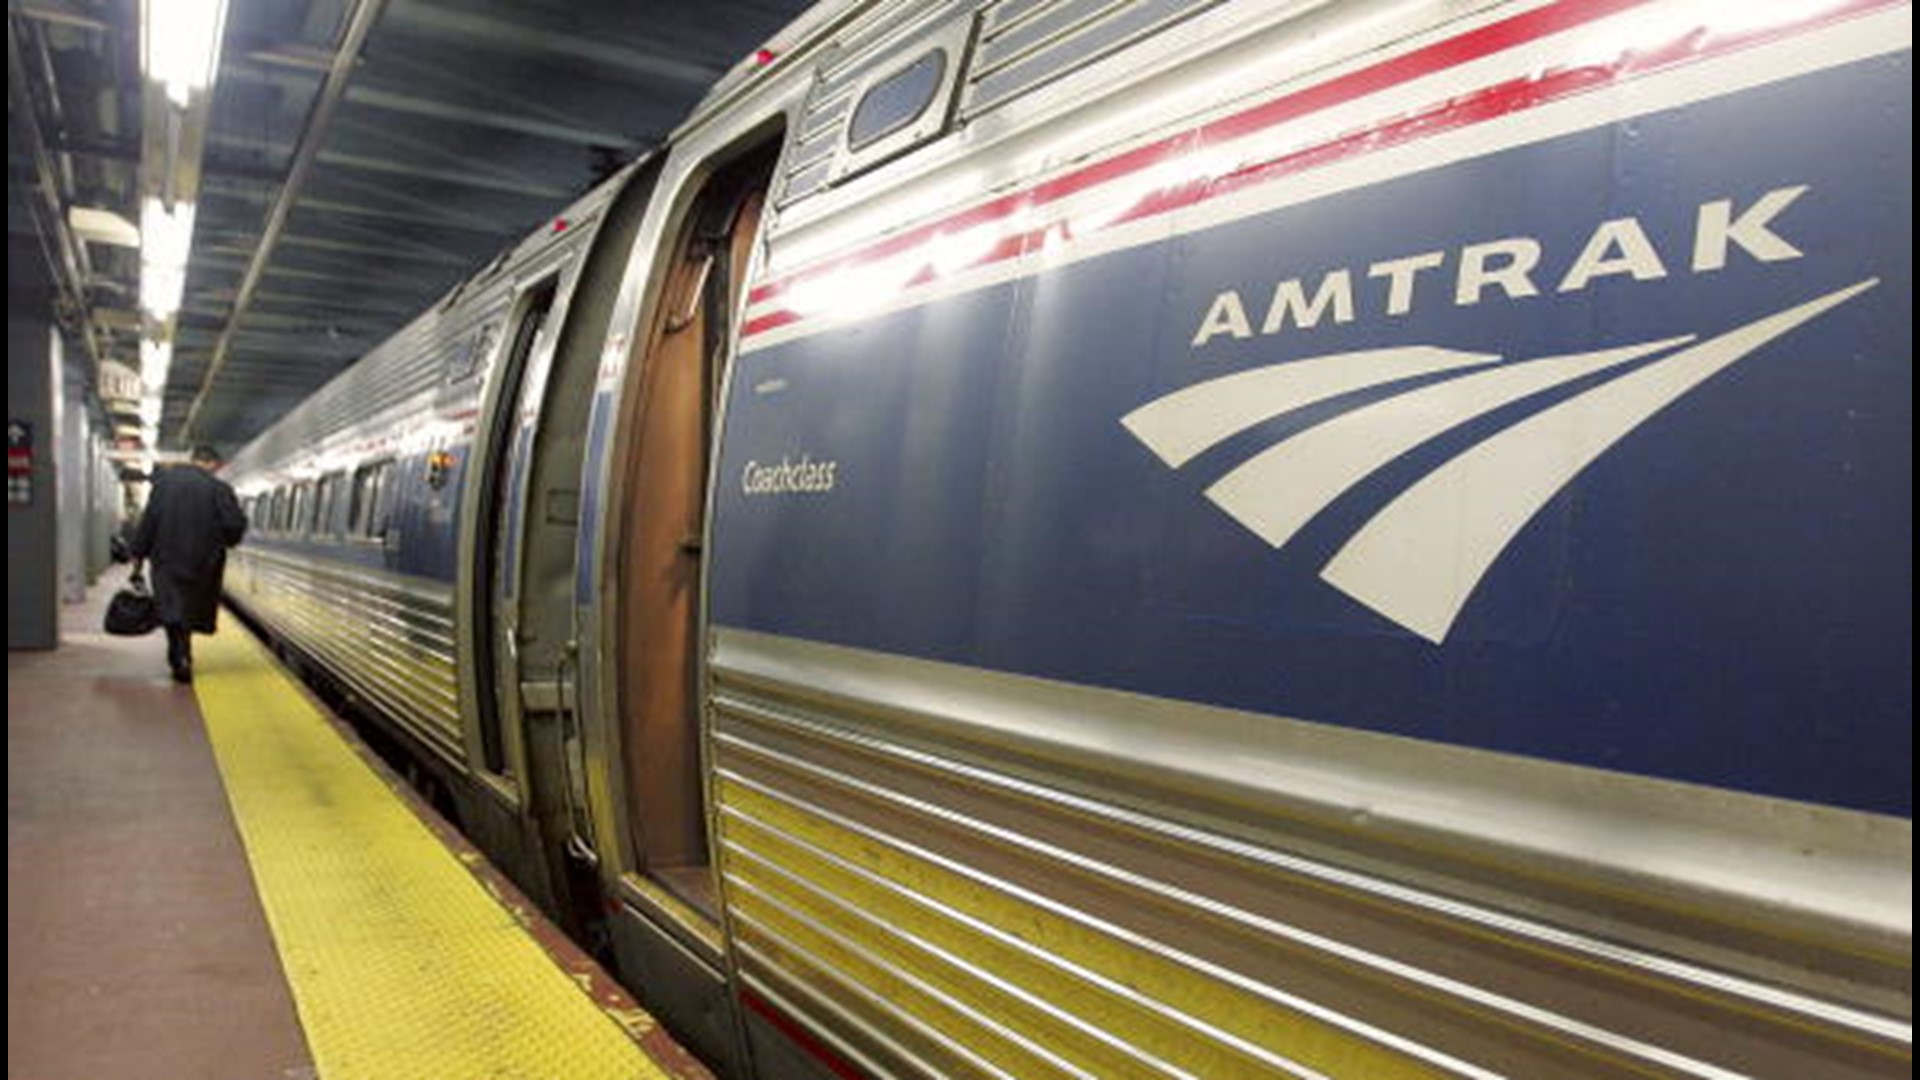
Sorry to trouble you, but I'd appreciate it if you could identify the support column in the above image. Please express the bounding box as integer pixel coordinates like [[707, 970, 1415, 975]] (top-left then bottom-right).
[[9, 308, 60, 650]]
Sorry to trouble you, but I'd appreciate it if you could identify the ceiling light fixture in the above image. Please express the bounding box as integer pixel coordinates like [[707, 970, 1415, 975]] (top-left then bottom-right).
[[141, 0, 232, 108], [138, 197, 195, 322]]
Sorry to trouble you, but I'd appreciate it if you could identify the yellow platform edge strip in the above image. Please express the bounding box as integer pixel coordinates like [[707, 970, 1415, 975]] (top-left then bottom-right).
[[193, 623, 673, 1080]]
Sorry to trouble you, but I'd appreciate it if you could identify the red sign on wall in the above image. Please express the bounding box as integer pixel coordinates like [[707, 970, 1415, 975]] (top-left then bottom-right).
[[8, 418, 32, 507]]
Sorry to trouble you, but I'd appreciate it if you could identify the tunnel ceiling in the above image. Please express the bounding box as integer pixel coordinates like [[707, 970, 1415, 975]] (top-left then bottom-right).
[[8, 0, 814, 453]]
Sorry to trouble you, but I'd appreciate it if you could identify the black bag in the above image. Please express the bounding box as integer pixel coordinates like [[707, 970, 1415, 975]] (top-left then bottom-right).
[[104, 571, 159, 636]]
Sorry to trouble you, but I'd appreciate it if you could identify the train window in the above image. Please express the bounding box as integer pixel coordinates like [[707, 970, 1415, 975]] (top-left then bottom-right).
[[315, 472, 345, 537], [847, 50, 946, 150], [831, 14, 973, 183], [350, 460, 394, 538], [267, 486, 286, 532], [291, 482, 316, 535]]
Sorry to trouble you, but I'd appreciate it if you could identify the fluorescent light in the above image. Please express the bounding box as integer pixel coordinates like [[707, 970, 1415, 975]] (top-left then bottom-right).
[[140, 262, 188, 321], [140, 198, 196, 264], [140, 198, 196, 320], [141, 339, 174, 391], [142, 0, 231, 108]]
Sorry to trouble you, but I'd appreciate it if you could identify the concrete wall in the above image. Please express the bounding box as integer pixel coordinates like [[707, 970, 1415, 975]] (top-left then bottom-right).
[[59, 370, 90, 604], [89, 437, 121, 582], [9, 313, 60, 650]]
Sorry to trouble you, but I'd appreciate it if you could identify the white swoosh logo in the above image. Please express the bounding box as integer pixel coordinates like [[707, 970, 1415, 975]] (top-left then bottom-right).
[[1125, 279, 1878, 642], [1121, 346, 1500, 467]]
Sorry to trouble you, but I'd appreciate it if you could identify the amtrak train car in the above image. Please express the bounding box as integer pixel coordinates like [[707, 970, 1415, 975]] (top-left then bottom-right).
[[222, 0, 1912, 1076]]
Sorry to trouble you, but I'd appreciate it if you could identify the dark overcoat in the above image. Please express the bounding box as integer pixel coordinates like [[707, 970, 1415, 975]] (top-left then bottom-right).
[[130, 464, 248, 633]]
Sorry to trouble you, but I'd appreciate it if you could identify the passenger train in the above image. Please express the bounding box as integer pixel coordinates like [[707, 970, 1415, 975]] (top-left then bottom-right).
[[219, 0, 1912, 1076]]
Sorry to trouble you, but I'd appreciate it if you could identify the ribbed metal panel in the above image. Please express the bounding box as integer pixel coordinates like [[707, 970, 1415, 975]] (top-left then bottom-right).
[[709, 635, 1910, 1080], [225, 178, 622, 481], [227, 546, 462, 763], [781, 80, 859, 205], [964, 0, 1228, 118], [777, 1, 972, 208], [224, 306, 494, 482]]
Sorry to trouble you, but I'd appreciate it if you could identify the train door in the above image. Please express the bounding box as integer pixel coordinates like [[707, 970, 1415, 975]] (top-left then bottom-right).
[[500, 166, 661, 934], [470, 167, 664, 933], [473, 277, 559, 792], [615, 145, 778, 919]]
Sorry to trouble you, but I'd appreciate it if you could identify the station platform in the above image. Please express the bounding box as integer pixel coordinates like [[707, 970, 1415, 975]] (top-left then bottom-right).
[[8, 585, 712, 1080]]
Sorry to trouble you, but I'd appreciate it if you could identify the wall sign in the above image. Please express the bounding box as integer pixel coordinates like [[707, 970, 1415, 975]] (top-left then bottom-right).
[[8, 419, 33, 508]]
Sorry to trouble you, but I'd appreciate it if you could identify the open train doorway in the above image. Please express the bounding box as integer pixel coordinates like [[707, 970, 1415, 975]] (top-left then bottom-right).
[[462, 162, 663, 938], [474, 275, 559, 786], [614, 140, 779, 922]]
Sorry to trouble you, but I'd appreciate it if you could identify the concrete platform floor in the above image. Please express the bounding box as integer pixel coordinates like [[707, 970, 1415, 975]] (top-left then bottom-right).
[[8, 587, 314, 1079]]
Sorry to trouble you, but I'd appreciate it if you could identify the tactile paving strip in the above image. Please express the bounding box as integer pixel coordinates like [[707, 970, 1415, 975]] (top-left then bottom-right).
[[193, 624, 676, 1080]]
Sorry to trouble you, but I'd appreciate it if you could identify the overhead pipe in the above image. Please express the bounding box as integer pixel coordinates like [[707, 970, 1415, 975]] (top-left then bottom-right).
[[6, 16, 110, 385], [182, 0, 391, 444]]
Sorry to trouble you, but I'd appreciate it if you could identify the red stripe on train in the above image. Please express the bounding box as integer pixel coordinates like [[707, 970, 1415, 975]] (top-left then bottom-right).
[[742, 0, 1893, 339], [740, 989, 870, 1080]]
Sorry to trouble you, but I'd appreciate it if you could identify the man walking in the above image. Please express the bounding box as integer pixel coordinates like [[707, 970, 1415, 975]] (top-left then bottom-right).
[[129, 445, 248, 683]]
